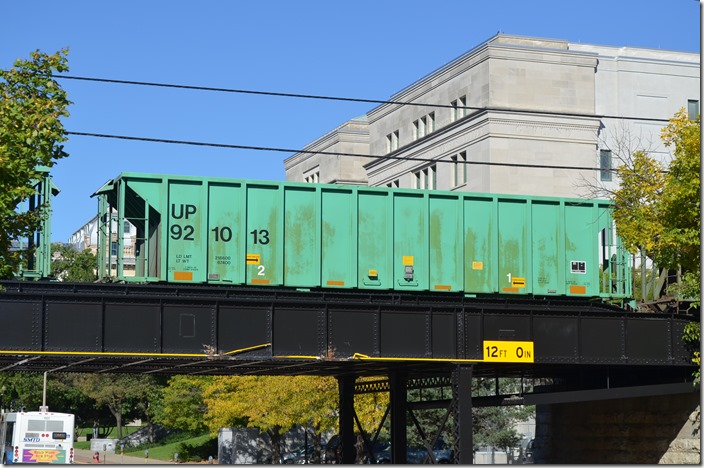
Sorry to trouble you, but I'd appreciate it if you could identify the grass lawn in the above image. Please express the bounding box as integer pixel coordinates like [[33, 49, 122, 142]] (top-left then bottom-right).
[[123, 434, 215, 461], [73, 425, 215, 461]]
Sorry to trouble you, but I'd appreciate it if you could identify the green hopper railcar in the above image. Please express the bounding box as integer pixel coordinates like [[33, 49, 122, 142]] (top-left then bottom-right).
[[94, 172, 632, 301]]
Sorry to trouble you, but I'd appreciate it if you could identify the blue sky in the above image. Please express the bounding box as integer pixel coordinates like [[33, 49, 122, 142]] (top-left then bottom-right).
[[1, 0, 700, 242]]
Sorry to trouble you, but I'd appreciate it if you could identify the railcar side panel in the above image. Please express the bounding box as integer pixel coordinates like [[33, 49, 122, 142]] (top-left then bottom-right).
[[358, 190, 392, 289], [531, 201, 562, 295], [429, 194, 462, 292], [321, 187, 355, 288], [207, 182, 243, 284], [246, 184, 283, 286], [463, 196, 496, 294], [564, 203, 596, 296], [168, 180, 207, 283], [284, 185, 319, 287], [498, 199, 530, 295], [394, 192, 427, 291]]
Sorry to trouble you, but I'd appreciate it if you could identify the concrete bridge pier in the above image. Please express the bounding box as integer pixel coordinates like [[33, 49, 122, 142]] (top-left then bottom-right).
[[533, 391, 700, 464]]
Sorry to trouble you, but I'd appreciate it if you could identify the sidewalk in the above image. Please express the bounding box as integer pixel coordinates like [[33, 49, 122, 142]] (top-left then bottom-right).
[[74, 449, 173, 464]]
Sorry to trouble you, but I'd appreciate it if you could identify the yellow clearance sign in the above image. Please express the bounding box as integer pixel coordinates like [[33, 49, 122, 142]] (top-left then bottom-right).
[[483, 341, 534, 363]]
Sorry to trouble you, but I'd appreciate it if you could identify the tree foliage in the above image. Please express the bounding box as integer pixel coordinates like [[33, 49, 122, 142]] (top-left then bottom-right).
[[155, 375, 211, 433], [472, 378, 533, 456], [612, 108, 700, 274], [201, 375, 339, 463], [0, 372, 103, 428], [72, 374, 162, 440], [683, 320, 701, 385], [657, 109, 701, 272], [611, 150, 666, 255], [0, 49, 70, 278], [51, 243, 97, 281]]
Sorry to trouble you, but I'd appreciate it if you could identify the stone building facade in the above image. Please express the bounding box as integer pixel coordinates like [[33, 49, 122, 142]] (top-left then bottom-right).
[[284, 34, 699, 199], [283, 116, 370, 185]]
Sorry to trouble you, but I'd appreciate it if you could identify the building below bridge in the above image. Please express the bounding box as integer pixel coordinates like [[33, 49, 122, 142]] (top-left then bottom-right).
[[68, 212, 137, 278]]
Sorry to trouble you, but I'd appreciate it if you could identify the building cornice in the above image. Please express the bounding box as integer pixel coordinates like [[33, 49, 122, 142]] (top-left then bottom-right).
[[283, 118, 369, 169], [368, 34, 599, 124], [364, 110, 601, 176]]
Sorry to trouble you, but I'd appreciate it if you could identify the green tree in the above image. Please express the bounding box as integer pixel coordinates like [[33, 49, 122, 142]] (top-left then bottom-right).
[[0, 49, 70, 278], [155, 375, 211, 433], [611, 150, 666, 257], [51, 242, 98, 281], [613, 108, 700, 278], [657, 109, 701, 273], [131, 375, 167, 444], [0, 372, 96, 426], [73, 374, 161, 440]]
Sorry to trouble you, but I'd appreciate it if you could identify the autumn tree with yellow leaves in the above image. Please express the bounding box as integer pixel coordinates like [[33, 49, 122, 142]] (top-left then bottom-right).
[[156, 374, 390, 463], [201, 375, 338, 463], [613, 109, 700, 275]]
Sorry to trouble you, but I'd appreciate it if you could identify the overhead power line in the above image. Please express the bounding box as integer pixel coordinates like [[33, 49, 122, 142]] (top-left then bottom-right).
[[57, 74, 451, 109], [67, 130, 613, 173], [55, 73, 674, 175], [56, 74, 673, 123]]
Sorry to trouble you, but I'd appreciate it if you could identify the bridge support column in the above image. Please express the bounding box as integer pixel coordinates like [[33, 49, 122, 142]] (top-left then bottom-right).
[[337, 375, 356, 464], [389, 371, 408, 464], [534, 392, 700, 463], [452, 364, 474, 464]]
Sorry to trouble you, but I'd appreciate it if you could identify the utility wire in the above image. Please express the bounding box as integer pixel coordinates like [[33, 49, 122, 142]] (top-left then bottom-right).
[[57, 74, 434, 108], [57, 73, 674, 174], [56, 74, 672, 123], [66, 130, 613, 173]]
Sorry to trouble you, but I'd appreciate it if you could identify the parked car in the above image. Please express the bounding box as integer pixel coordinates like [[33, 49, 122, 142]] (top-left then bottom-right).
[[521, 438, 535, 464]]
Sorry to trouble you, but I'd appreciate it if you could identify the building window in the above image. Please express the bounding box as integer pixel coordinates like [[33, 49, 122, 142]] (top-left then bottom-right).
[[123, 221, 131, 233], [688, 100, 699, 120], [412, 119, 422, 140], [111, 241, 118, 256], [414, 165, 436, 190], [451, 95, 467, 122], [304, 167, 319, 183], [412, 113, 435, 141], [600, 149, 612, 182], [386, 130, 400, 153], [451, 151, 467, 187]]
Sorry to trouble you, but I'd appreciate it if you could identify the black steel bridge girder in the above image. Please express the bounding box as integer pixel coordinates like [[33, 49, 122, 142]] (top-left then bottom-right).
[[0, 281, 697, 375]]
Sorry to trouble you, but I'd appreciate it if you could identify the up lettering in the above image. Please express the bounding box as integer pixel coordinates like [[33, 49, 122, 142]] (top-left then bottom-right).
[[171, 204, 197, 219]]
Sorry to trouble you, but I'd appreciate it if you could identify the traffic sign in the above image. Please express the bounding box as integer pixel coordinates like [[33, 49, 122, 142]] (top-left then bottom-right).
[[483, 341, 534, 363]]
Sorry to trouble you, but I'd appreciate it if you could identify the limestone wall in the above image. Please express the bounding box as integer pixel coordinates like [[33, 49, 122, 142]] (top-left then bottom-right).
[[534, 392, 700, 464]]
